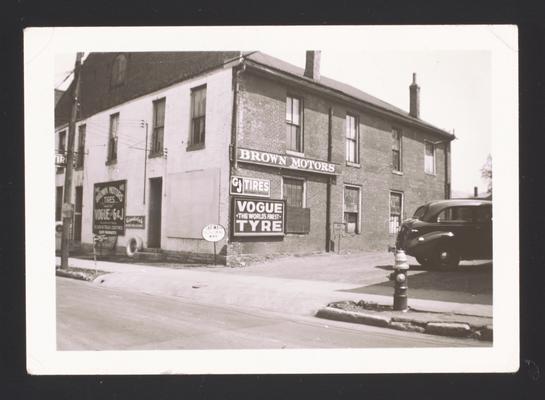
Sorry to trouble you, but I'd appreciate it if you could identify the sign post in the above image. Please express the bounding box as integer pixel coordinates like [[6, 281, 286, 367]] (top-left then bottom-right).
[[202, 224, 226, 265]]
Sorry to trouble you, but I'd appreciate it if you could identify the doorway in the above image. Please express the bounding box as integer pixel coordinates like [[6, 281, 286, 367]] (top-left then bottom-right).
[[73, 186, 83, 241], [148, 177, 163, 248]]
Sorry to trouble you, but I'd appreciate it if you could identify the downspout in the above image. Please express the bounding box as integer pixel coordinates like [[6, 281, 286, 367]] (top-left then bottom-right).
[[445, 140, 451, 199], [325, 107, 333, 252]]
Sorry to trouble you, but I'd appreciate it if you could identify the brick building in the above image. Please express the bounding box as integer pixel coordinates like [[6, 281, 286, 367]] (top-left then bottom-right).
[[55, 51, 454, 265]]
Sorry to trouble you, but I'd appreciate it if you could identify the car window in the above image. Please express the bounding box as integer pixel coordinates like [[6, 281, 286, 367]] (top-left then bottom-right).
[[436, 206, 474, 223], [475, 205, 492, 223], [413, 206, 428, 220]]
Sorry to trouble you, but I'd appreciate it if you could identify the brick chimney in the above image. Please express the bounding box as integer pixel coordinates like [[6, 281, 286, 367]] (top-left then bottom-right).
[[409, 73, 420, 118], [304, 50, 321, 80]]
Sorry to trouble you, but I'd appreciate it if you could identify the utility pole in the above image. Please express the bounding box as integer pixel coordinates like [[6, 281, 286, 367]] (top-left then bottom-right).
[[60, 52, 84, 270]]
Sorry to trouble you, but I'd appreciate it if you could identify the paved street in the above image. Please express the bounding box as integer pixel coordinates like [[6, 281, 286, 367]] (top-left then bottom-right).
[[57, 277, 485, 350]]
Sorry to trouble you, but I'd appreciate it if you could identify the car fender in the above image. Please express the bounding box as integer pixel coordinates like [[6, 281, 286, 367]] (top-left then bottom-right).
[[405, 231, 456, 254]]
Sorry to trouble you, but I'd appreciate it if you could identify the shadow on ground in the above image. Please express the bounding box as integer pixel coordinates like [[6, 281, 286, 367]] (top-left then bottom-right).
[[340, 261, 492, 305]]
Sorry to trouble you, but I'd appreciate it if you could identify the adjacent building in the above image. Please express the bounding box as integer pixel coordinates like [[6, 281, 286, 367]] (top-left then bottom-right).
[[55, 51, 454, 265]]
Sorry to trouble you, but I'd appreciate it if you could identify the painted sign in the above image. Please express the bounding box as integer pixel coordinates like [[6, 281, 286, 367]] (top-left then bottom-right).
[[230, 175, 271, 197], [202, 224, 226, 242], [236, 148, 337, 175], [93, 180, 126, 235], [233, 197, 285, 237], [125, 215, 145, 229], [55, 153, 66, 166]]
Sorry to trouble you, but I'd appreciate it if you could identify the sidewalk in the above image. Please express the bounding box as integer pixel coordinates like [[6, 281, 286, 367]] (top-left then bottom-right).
[[56, 255, 492, 318]]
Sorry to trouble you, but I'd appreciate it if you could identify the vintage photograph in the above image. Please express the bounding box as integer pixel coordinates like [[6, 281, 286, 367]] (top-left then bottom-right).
[[25, 26, 518, 374]]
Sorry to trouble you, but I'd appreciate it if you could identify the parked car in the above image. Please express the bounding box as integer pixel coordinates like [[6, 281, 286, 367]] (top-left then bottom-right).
[[396, 199, 492, 268]]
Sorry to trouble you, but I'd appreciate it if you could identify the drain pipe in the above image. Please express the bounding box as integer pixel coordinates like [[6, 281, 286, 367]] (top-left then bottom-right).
[[325, 107, 333, 252]]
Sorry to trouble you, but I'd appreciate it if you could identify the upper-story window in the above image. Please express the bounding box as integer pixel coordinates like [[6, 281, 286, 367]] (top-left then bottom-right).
[[345, 114, 359, 164], [286, 96, 303, 153], [75, 124, 86, 169], [392, 128, 402, 172], [107, 113, 119, 163], [151, 98, 166, 156], [111, 54, 127, 87], [425, 141, 436, 174], [189, 85, 206, 149]]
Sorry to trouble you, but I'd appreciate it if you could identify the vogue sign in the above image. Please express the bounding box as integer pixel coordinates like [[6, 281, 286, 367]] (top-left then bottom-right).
[[232, 197, 285, 237], [237, 148, 337, 175]]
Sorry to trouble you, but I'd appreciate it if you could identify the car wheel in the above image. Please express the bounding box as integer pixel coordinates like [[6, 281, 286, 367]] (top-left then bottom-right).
[[416, 256, 430, 267], [433, 244, 460, 268]]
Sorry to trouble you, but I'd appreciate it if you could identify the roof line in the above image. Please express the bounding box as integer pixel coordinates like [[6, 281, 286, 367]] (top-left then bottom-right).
[[242, 53, 455, 140]]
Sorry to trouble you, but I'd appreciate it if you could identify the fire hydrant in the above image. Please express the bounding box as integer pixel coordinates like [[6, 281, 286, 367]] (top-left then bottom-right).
[[391, 249, 410, 311]]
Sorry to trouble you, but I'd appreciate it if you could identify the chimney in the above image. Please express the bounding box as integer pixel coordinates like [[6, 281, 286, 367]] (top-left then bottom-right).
[[304, 50, 321, 80], [409, 73, 420, 118], [474, 186, 479, 198]]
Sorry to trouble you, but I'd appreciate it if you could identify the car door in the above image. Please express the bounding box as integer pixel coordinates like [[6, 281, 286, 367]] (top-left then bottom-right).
[[473, 204, 492, 259], [435, 206, 475, 258]]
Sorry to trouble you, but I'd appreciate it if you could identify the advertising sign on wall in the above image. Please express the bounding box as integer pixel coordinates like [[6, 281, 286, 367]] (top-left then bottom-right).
[[125, 215, 145, 229], [232, 197, 285, 237], [93, 180, 127, 235], [230, 175, 271, 197], [236, 148, 337, 175]]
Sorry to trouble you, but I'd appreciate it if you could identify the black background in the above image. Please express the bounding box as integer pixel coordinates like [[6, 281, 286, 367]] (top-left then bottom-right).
[[2, 0, 544, 398]]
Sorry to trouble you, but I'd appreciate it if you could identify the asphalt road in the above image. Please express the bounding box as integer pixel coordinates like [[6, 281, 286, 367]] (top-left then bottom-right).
[[57, 277, 484, 350]]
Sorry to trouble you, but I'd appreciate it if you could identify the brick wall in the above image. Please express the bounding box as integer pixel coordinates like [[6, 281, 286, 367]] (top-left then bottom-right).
[[231, 70, 448, 258]]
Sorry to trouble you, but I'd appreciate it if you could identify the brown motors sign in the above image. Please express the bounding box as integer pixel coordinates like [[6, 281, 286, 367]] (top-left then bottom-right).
[[236, 148, 337, 175]]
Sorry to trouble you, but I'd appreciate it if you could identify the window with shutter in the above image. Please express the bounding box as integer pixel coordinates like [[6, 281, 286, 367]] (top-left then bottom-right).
[[343, 186, 360, 234]]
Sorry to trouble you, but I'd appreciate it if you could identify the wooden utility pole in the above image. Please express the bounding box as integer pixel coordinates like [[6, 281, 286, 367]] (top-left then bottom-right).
[[60, 52, 84, 270]]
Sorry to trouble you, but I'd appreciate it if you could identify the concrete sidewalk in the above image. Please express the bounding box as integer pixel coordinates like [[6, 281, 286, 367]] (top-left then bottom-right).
[[56, 256, 492, 318]]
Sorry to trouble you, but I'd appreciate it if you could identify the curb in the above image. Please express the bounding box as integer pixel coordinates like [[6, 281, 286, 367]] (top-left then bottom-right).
[[315, 306, 492, 342]]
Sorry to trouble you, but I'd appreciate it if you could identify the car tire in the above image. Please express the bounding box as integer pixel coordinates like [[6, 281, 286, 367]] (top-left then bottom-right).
[[433, 244, 460, 268]]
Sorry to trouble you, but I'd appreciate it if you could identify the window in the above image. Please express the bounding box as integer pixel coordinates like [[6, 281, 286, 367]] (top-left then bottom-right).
[[436, 207, 473, 223], [345, 114, 359, 164], [283, 177, 305, 208], [151, 98, 166, 155], [75, 124, 86, 169], [111, 54, 127, 87], [190, 86, 206, 148], [343, 186, 360, 234], [389, 192, 403, 234], [392, 128, 402, 172], [55, 186, 63, 221], [283, 177, 310, 234], [425, 141, 436, 174], [286, 96, 303, 152], [107, 113, 119, 163]]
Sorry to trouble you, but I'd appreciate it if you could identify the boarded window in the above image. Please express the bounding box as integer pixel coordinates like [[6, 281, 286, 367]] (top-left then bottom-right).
[[286, 96, 302, 152], [425, 142, 436, 174], [345, 114, 358, 163], [389, 192, 403, 233], [344, 186, 360, 234], [190, 86, 206, 146], [151, 98, 166, 155], [283, 178, 309, 233]]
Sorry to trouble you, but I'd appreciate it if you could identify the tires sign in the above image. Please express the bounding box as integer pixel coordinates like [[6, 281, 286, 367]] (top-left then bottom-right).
[[232, 197, 285, 237], [230, 176, 271, 198], [93, 180, 126, 235]]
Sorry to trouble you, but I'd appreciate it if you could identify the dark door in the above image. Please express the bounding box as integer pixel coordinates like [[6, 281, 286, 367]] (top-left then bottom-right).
[[435, 206, 475, 258], [148, 177, 163, 248], [73, 186, 83, 241]]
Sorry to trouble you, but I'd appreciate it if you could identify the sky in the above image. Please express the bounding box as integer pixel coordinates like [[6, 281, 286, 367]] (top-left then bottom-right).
[[55, 49, 492, 195]]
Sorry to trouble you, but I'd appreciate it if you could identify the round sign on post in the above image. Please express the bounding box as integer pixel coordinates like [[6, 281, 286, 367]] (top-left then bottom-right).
[[202, 224, 225, 266], [202, 224, 226, 242]]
